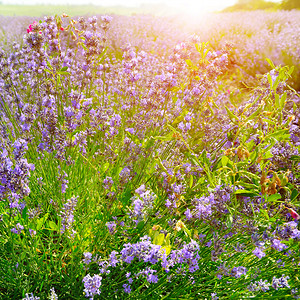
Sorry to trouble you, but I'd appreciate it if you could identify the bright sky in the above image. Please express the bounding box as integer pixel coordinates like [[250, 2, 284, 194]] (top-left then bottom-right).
[[2, 0, 238, 12], [2, 0, 282, 14]]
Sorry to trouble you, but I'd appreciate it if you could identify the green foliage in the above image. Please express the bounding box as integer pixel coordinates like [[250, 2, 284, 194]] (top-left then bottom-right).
[[224, 0, 280, 11], [281, 0, 300, 9], [0, 12, 299, 300]]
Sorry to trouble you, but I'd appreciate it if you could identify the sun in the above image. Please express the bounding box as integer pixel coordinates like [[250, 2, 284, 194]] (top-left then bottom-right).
[[168, 0, 236, 15], [183, 1, 211, 15]]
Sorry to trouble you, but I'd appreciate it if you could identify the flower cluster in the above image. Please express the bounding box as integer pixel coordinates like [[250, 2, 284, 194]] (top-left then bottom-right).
[[128, 185, 157, 224], [0, 138, 34, 211], [59, 196, 78, 236]]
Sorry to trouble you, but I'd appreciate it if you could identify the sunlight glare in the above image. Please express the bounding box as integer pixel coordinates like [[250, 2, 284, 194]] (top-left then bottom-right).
[[183, 1, 211, 16]]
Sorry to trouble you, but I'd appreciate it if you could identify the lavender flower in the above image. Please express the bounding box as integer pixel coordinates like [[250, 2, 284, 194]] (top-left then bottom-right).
[[59, 196, 78, 235], [103, 176, 113, 190], [11, 223, 24, 234], [271, 239, 288, 252], [82, 274, 102, 299], [211, 293, 219, 300], [83, 252, 93, 266], [128, 187, 157, 224], [252, 247, 266, 259], [272, 274, 290, 290], [106, 221, 117, 235], [49, 287, 58, 300], [119, 166, 131, 183], [22, 293, 40, 300], [230, 266, 247, 278], [248, 279, 271, 292], [109, 250, 119, 267], [123, 283, 131, 294]]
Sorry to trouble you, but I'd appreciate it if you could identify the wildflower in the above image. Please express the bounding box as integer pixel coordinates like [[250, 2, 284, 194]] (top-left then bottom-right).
[[83, 252, 93, 265], [287, 207, 300, 221], [29, 228, 36, 236], [146, 269, 158, 283], [128, 277, 133, 284], [129, 188, 156, 224], [109, 251, 119, 267], [125, 127, 135, 135], [27, 21, 38, 33], [253, 247, 266, 259], [59, 196, 78, 235], [271, 239, 287, 252], [106, 221, 117, 235], [248, 279, 271, 292], [101, 15, 113, 23], [119, 166, 131, 183], [49, 287, 58, 300], [272, 274, 290, 290], [11, 223, 24, 234], [135, 184, 145, 195], [185, 208, 193, 220], [123, 283, 131, 294], [231, 266, 247, 278], [82, 274, 102, 299], [103, 176, 113, 190], [211, 293, 219, 300], [22, 293, 40, 300]]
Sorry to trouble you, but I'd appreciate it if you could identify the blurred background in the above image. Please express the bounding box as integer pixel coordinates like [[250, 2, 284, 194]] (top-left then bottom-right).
[[0, 0, 299, 17]]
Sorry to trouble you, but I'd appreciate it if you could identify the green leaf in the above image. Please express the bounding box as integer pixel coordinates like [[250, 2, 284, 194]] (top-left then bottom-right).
[[267, 73, 273, 89], [280, 92, 287, 109], [265, 129, 290, 142], [245, 104, 264, 122], [22, 206, 28, 221], [262, 150, 273, 160], [266, 193, 281, 203], [273, 75, 280, 90], [153, 233, 165, 246], [235, 189, 258, 197], [266, 58, 275, 69], [275, 94, 280, 107], [57, 71, 70, 76], [261, 209, 269, 220], [239, 170, 260, 181], [225, 105, 239, 123], [291, 189, 299, 202], [136, 221, 145, 232], [288, 66, 294, 76], [44, 68, 53, 74], [181, 223, 191, 238], [152, 133, 173, 142], [186, 59, 193, 67], [102, 162, 110, 173], [189, 175, 193, 189], [221, 156, 229, 167], [36, 213, 49, 231], [226, 214, 233, 228], [47, 220, 58, 231], [60, 66, 68, 72], [161, 245, 171, 256], [235, 181, 259, 191]]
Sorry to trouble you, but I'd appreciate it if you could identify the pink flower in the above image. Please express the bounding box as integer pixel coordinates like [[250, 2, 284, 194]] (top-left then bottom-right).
[[287, 208, 300, 221], [27, 21, 37, 33]]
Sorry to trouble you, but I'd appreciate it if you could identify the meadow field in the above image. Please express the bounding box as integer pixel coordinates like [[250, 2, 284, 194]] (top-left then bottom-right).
[[0, 4, 174, 17], [0, 9, 300, 300]]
